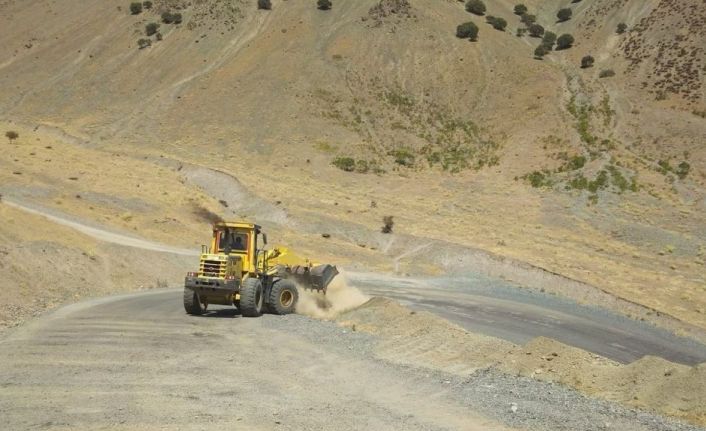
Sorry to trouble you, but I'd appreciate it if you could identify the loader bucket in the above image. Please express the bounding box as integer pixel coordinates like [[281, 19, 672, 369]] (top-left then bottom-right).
[[289, 264, 339, 292]]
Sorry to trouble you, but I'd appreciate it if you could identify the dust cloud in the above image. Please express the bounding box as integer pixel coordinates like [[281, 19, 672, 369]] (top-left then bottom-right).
[[295, 271, 369, 319]]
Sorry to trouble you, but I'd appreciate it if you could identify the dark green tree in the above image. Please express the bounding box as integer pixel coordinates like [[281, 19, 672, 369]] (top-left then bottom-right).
[[145, 22, 159, 36], [514, 4, 528, 15], [130, 2, 143, 14], [528, 23, 544, 37], [534, 45, 548, 59], [542, 31, 557, 50], [617, 23, 627, 34], [556, 33, 575, 49], [581, 55, 595, 68], [258, 0, 272, 10], [456, 21, 479, 41], [557, 8, 572, 22], [465, 0, 486, 16], [317, 0, 332, 10]]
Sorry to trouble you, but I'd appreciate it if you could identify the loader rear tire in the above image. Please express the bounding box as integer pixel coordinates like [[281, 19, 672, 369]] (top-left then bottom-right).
[[268, 280, 298, 315], [240, 278, 264, 317], [183, 288, 204, 315]]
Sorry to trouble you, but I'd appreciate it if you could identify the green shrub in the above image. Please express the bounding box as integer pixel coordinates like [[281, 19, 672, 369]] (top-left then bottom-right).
[[557, 8, 572, 22], [162, 12, 182, 24], [317, 0, 332, 10], [137, 38, 151, 49], [542, 31, 556, 50], [465, 0, 486, 16], [514, 4, 527, 15], [389, 149, 415, 167], [516, 28, 527, 37], [130, 2, 143, 14], [657, 160, 672, 174], [456, 21, 479, 41], [381, 216, 394, 234], [528, 23, 544, 37], [487, 16, 507, 31], [568, 174, 588, 190], [527, 171, 550, 188], [617, 23, 627, 34], [599, 69, 615, 78], [332, 156, 355, 172], [355, 159, 369, 174], [588, 170, 608, 193], [534, 45, 547, 59], [145, 22, 160, 36], [556, 33, 574, 50], [258, 0, 272, 10], [520, 13, 536, 25], [581, 55, 594, 68], [676, 161, 691, 179], [567, 155, 586, 170]]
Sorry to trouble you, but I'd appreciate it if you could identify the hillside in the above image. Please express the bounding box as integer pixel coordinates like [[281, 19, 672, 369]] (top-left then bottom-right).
[[1, 0, 705, 332]]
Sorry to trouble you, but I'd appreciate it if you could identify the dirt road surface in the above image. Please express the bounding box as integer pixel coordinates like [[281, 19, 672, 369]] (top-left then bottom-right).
[[0, 289, 509, 431]]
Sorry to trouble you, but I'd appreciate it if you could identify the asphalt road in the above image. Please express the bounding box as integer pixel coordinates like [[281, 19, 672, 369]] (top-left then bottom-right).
[[346, 272, 706, 366], [0, 289, 508, 431]]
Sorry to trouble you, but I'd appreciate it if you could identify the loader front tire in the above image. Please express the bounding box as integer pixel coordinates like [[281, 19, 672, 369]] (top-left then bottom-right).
[[240, 278, 264, 317], [268, 280, 298, 315], [183, 288, 204, 315]]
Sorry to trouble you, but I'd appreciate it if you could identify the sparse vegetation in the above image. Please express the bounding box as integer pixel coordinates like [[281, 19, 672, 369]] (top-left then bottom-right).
[[317, 0, 332, 10], [526, 170, 552, 188], [5, 131, 19, 142], [557, 8, 572, 22], [486, 16, 507, 31], [514, 4, 527, 15], [162, 12, 182, 24], [676, 161, 691, 179], [145, 22, 160, 36], [599, 69, 616, 78], [130, 2, 142, 14], [520, 13, 536, 25], [581, 55, 595, 68], [258, 0, 272, 10], [456, 21, 479, 41], [556, 33, 574, 50], [137, 38, 151, 49], [142, 1, 152, 9], [465, 0, 486, 16], [381, 216, 394, 234], [528, 23, 544, 37], [617, 23, 627, 34], [389, 148, 415, 167], [332, 156, 355, 172]]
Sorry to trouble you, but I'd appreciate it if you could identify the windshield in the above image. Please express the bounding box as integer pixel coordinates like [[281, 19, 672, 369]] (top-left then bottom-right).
[[217, 228, 248, 253]]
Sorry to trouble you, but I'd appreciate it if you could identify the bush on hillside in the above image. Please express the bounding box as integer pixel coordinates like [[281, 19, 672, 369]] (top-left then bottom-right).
[[5, 131, 19, 142], [162, 12, 183, 24], [332, 156, 355, 172], [381, 216, 394, 234], [556, 33, 574, 50], [557, 8, 572, 22], [318, 0, 332, 10], [581, 55, 594, 68], [465, 0, 486, 16], [456, 21, 479, 41], [137, 38, 151, 49], [142, 1, 152, 9], [520, 13, 536, 25], [486, 16, 507, 31], [514, 4, 527, 15], [528, 23, 544, 37], [145, 22, 160, 36], [130, 2, 142, 14], [617, 23, 627, 34], [258, 0, 272, 10], [534, 45, 548, 59], [542, 31, 556, 50], [599, 69, 616, 78]]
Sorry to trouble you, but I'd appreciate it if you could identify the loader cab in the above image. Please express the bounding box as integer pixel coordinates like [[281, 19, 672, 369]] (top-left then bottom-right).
[[211, 222, 265, 274]]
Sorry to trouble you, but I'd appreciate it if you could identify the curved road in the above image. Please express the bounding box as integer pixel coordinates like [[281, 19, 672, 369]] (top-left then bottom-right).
[[346, 273, 706, 366], [0, 289, 508, 431]]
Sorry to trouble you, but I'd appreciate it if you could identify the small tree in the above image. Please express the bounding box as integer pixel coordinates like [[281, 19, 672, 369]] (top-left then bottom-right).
[[162, 12, 174, 23], [465, 0, 486, 16], [332, 156, 355, 172], [599, 69, 615, 78], [145, 22, 160, 36], [490, 17, 507, 31], [617, 23, 627, 34], [456, 21, 479, 41], [130, 2, 142, 14], [520, 13, 536, 25], [528, 23, 544, 37], [258, 0, 272, 10], [581, 55, 594, 68], [317, 0, 332, 10], [514, 4, 527, 15], [142, 1, 152, 9], [557, 8, 572, 22], [534, 45, 548, 59], [137, 38, 151, 49], [5, 131, 19, 142], [381, 216, 394, 234], [172, 13, 182, 24], [556, 33, 574, 50], [542, 31, 557, 50]]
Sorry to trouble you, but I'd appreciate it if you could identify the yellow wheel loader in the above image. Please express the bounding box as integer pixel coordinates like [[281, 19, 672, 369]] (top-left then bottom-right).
[[184, 221, 338, 317]]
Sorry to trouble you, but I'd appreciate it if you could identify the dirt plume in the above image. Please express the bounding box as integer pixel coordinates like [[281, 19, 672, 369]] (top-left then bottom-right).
[[295, 271, 369, 319]]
